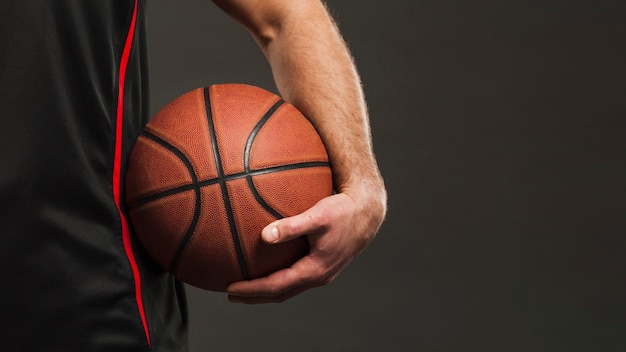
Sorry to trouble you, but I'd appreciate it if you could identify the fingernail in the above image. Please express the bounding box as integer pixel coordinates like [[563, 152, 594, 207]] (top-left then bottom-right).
[[265, 226, 279, 243]]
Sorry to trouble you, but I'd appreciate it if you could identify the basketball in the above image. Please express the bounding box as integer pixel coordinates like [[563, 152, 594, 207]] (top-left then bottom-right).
[[125, 84, 333, 292]]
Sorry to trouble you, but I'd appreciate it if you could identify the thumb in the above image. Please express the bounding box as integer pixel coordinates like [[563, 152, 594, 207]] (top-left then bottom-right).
[[261, 207, 326, 244]]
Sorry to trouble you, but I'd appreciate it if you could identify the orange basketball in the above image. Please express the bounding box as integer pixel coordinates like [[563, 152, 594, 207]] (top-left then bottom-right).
[[125, 84, 333, 292]]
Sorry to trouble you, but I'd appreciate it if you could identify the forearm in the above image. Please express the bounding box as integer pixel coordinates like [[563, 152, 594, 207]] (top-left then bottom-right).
[[260, 3, 380, 191], [214, 0, 386, 226]]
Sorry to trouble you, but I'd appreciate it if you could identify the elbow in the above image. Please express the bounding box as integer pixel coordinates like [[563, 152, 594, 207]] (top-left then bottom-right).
[[249, 20, 280, 51]]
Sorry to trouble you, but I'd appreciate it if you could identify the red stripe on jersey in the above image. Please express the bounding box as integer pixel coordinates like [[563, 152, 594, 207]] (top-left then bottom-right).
[[113, 0, 151, 347]]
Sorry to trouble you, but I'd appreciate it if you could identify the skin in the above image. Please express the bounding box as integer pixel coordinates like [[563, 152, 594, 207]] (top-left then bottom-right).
[[212, 0, 387, 304]]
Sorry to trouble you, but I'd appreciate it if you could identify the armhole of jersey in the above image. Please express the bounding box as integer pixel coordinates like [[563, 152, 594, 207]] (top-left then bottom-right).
[[112, 0, 152, 348]]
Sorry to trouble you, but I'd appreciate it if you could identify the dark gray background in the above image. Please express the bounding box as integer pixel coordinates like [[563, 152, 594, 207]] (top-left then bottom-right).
[[147, 1, 626, 351]]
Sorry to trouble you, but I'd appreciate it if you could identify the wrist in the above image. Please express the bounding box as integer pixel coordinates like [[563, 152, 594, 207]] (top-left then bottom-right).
[[338, 171, 388, 227]]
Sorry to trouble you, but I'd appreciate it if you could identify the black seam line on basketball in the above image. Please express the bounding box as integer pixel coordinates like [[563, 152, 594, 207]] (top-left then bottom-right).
[[142, 131, 202, 274], [132, 161, 330, 207], [244, 99, 287, 220], [204, 87, 250, 280]]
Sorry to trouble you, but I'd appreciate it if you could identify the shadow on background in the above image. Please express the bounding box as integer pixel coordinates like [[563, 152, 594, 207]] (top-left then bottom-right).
[[147, 1, 625, 351]]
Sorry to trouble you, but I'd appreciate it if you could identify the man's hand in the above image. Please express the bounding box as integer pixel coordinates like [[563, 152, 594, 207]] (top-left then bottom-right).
[[227, 187, 385, 303]]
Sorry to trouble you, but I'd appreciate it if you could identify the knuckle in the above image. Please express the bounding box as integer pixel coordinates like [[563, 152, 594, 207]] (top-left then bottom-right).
[[319, 275, 333, 287], [309, 266, 334, 287], [308, 208, 332, 230], [317, 207, 334, 225], [287, 220, 301, 234]]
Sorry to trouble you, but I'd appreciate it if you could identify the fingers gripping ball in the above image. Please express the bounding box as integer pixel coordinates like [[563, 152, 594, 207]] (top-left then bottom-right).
[[125, 84, 333, 292]]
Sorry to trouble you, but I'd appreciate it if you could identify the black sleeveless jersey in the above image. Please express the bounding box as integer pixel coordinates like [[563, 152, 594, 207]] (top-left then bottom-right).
[[0, 1, 188, 350]]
